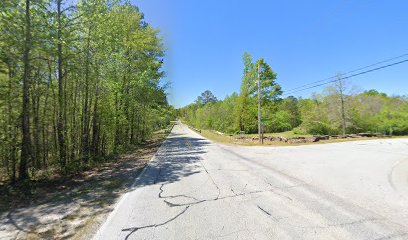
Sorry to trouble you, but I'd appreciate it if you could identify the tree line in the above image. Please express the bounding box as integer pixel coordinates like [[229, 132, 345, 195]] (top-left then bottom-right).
[[0, 0, 174, 182], [179, 53, 408, 136]]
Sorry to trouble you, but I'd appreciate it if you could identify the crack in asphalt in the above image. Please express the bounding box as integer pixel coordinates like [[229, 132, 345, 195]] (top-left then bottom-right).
[[161, 188, 286, 207], [121, 136, 221, 239], [264, 180, 294, 201], [121, 128, 408, 239], [158, 184, 201, 201], [157, 135, 393, 237], [121, 206, 190, 240], [196, 154, 221, 200], [257, 205, 272, 216], [216, 144, 408, 233], [159, 173, 306, 208]]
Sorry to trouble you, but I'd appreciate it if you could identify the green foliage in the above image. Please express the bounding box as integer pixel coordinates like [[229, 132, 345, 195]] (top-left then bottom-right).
[[235, 52, 281, 133], [180, 52, 283, 134], [179, 59, 408, 137], [0, 0, 172, 181], [179, 93, 239, 134], [195, 90, 218, 106], [297, 90, 408, 135]]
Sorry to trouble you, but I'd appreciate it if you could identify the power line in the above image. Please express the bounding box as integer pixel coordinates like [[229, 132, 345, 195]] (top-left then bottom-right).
[[283, 53, 408, 95], [282, 57, 408, 97]]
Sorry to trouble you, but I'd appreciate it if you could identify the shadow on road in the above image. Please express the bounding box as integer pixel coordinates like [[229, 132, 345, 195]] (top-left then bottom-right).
[[120, 132, 211, 239], [134, 134, 210, 188]]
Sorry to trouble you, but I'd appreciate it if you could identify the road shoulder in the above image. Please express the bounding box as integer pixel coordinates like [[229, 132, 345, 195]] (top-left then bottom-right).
[[0, 133, 167, 240]]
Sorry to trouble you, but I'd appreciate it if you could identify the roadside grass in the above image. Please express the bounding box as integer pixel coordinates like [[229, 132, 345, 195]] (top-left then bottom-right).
[[198, 129, 407, 146], [199, 130, 235, 144], [0, 132, 168, 240]]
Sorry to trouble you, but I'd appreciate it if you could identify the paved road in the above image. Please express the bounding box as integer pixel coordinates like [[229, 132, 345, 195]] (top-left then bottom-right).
[[93, 123, 408, 240]]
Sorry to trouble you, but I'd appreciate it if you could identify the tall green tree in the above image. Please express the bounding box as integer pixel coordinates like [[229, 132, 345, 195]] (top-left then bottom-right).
[[236, 52, 281, 133], [196, 90, 218, 105]]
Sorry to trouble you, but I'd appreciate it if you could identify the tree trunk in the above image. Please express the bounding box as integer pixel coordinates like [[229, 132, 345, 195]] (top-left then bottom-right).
[[114, 93, 120, 153], [130, 106, 135, 144], [57, 0, 66, 171], [7, 63, 17, 183], [32, 63, 41, 169], [91, 67, 100, 160], [81, 27, 91, 163], [337, 75, 347, 136], [20, 0, 32, 180], [42, 59, 53, 167]]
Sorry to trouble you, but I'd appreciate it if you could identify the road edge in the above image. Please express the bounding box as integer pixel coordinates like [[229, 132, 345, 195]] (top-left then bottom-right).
[[90, 131, 172, 240]]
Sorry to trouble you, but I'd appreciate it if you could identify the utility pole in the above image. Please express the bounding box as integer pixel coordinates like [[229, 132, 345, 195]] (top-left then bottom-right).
[[257, 64, 263, 144], [336, 74, 346, 137]]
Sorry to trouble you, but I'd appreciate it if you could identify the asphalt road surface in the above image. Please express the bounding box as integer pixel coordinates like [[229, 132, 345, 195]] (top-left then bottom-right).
[[93, 123, 408, 240]]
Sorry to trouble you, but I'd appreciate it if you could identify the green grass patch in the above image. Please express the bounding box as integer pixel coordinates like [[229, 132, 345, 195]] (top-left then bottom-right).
[[199, 130, 235, 144]]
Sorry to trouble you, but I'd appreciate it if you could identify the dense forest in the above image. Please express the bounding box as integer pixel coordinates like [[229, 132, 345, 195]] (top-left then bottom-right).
[[0, 0, 174, 182], [180, 53, 408, 136]]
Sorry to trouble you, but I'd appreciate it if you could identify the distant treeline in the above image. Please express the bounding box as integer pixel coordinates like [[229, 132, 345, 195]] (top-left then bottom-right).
[[179, 53, 408, 136], [0, 1, 175, 182]]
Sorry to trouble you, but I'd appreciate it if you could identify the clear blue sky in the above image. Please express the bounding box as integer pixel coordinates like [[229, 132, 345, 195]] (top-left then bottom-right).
[[133, 0, 408, 108]]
